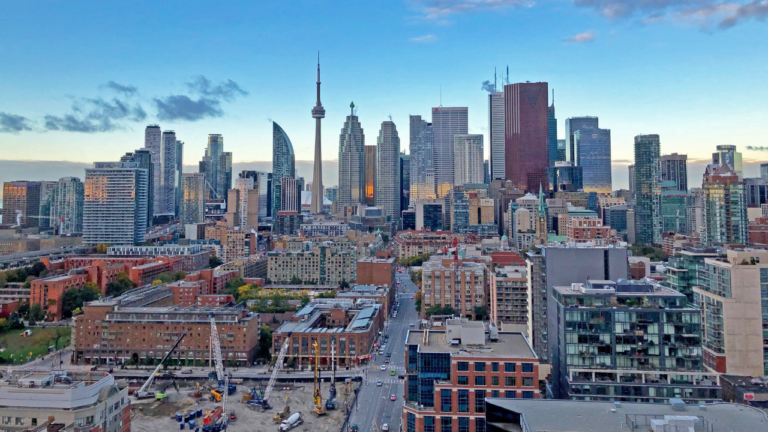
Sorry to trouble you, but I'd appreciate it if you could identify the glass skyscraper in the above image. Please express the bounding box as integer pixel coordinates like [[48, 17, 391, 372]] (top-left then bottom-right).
[[702, 163, 748, 246], [376, 121, 401, 221], [272, 122, 295, 216], [338, 102, 365, 208], [573, 127, 612, 194], [634, 134, 662, 245], [409, 115, 435, 200], [504, 82, 549, 192], [432, 107, 468, 197], [661, 153, 688, 192]]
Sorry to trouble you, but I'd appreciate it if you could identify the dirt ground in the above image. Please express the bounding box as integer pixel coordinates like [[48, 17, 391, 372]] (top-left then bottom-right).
[[131, 381, 356, 432]]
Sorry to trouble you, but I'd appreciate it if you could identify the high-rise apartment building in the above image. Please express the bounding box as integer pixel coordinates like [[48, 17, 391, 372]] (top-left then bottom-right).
[[634, 135, 662, 245], [687, 187, 705, 237], [453, 134, 484, 187], [628, 164, 636, 200], [421, 257, 487, 317], [175, 140, 184, 217], [712, 144, 742, 180], [701, 163, 748, 246], [280, 177, 300, 213], [489, 92, 505, 180], [504, 82, 549, 192], [376, 121, 401, 221], [272, 122, 295, 215], [548, 92, 557, 168], [37, 180, 56, 230], [83, 161, 148, 245], [400, 152, 410, 212], [159, 130, 177, 215], [121, 149, 154, 225], [218, 151, 232, 200], [238, 170, 269, 223], [205, 134, 224, 199], [181, 173, 206, 225], [338, 102, 365, 208], [231, 175, 259, 230], [144, 125, 163, 215], [661, 153, 688, 192], [432, 107, 468, 197], [490, 265, 528, 328], [2, 181, 41, 228], [48, 177, 84, 235], [409, 115, 435, 200]]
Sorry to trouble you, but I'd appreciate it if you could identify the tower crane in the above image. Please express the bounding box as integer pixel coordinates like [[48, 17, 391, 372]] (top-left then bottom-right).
[[135, 331, 187, 399], [312, 341, 326, 416], [249, 331, 292, 410], [209, 314, 229, 414]]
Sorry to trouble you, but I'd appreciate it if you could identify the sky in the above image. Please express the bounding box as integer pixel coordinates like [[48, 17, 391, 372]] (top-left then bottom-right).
[[1, 0, 768, 194]]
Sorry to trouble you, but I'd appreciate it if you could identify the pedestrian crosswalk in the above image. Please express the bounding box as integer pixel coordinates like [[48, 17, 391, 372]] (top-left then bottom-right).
[[365, 378, 403, 384]]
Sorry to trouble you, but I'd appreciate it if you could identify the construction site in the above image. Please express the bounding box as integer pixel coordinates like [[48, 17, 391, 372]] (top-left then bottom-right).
[[128, 316, 357, 432]]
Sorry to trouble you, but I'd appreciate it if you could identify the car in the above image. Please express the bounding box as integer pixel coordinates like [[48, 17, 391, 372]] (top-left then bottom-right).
[[381, 344, 386, 349], [410, 296, 414, 299], [390, 369, 396, 376], [181, 368, 193, 374], [382, 424, 390, 431], [384, 359, 389, 364], [377, 380, 383, 386], [410, 323, 415, 327], [398, 374, 405, 379], [386, 352, 391, 357], [390, 394, 397, 401]]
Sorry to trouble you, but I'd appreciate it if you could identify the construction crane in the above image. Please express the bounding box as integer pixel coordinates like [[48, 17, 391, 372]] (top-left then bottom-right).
[[312, 341, 326, 416], [250, 331, 292, 410], [325, 339, 337, 410], [209, 313, 229, 417], [135, 331, 187, 399]]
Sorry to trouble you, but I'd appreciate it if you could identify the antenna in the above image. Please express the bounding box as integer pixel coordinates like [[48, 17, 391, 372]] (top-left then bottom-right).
[[552, 88, 555, 104], [494, 67, 497, 92], [506, 65, 509, 85]]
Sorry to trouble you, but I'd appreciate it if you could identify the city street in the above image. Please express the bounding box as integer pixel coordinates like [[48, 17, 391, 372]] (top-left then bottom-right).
[[348, 270, 418, 432]]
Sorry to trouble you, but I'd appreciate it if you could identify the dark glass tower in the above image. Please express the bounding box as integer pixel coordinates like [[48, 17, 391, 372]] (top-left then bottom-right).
[[504, 82, 550, 192]]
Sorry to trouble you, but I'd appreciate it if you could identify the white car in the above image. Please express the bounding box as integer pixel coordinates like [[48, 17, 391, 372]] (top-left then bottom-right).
[[382, 424, 390, 431]]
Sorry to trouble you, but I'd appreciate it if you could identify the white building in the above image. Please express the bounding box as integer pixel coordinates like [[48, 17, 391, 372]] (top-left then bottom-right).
[[432, 107, 468, 197], [375, 121, 401, 221], [453, 134, 484, 186], [489, 92, 505, 180], [144, 125, 163, 216]]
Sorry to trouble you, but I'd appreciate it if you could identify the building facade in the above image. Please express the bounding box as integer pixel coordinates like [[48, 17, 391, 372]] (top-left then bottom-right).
[[453, 134, 484, 187], [490, 265, 528, 328], [83, 162, 148, 245], [409, 115, 435, 200], [338, 102, 365, 208], [421, 257, 487, 318], [272, 122, 296, 216], [489, 92, 505, 180], [181, 173, 206, 225], [267, 245, 357, 285], [504, 82, 549, 192], [634, 134, 662, 245], [2, 181, 42, 228], [48, 177, 84, 234], [661, 153, 688, 192], [701, 163, 748, 246], [376, 121, 401, 221], [432, 107, 468, 197]]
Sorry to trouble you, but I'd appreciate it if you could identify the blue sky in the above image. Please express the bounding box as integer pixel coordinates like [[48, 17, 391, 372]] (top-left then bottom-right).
[[1, 0, 767, 190]]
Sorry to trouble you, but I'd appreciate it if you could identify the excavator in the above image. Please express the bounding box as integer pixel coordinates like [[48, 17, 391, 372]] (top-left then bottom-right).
[[311, 341, 326, 417], [273, 395, 291, 424]]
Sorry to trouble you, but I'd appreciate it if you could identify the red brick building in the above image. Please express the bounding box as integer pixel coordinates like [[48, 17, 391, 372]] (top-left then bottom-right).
[[356, 257, 395, 287], [197, 294, 235, 307], [749, 218, 768, 245], [566, 215, 611, 245], [185, 269, 238, 295], [31, 269, 92, 320], [404, 320, 539, 432]]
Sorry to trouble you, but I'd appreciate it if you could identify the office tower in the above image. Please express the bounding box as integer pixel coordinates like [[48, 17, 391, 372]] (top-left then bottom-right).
[[566, 116, 611, 194], [712, 144, 743, 180], [280, 177, 299, 213], [661, 153, 688, 192], [83, 161, 148, 245], [205, 134, 224, 199], [634, 135, 662, 244], [504, 82, 549, 192], [310, 58, 326, 214], [218, 151, 232, 197], [325, 185, 338, 203], [628, 165, 636, 200], [550, 162, 583, 192], [432, 107, 468, 197], [144, 125, 163, 215], [489, 91, 505, 180], [364, 145, 377, 206], [400, 152, 410, 212], [762, 163, 768, 179], [414, 199, 444, 231], [175, 140, 184, 218], [338, 102, 365, 208], [484, 160, 490, 184], [376, 121, 401, 221], [47, 177, 84, 235], [702, 163, 748, 246], [2, 181, 41, 228], [272, 122, 295, 215], [557, 139, 566, 162], [181, 173, 206, 224], [409, 115, 435, 200], [159, 130, 177, 215], [548, 91, 557, 167], [453, 134, 484, 186], [120, 149, 154, 225]]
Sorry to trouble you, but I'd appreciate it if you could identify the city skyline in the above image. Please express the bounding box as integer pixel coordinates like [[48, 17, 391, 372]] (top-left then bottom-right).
[[1, 1, 767, 194]]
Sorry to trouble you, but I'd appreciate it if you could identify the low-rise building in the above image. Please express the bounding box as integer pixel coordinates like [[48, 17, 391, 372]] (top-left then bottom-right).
[[274, 211, 303, 236], [184, 269, 238, 295], [30, 269, 92, 320], [566, 215, 611, 245], [204, 225, 255, 262], [197, 294, 236, 307], [336, 285, 395, 318], [0, 287, 29, 304], [0, 371, 130, 432], [392, 231, 462, 260], [218, 254, 268, 279], [356, 257, 395, 287], [267, 245, 357, 285], [489, 265, 528, 331], [421, 257, 487, 318], [299, 221, 349, 237], [403, 320, 539, 432]]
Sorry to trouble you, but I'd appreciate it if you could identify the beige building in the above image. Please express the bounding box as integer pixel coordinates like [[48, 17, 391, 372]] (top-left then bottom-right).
[[392, 231, 465, 259], [204, 224, 252, 262], [489, 265, 528, 333], [421, 256, 487, 318], [693, 248, 767, 376], [218, 254, 268, 279], [267, 244, 357, 285], [469, 197, 495, 225]]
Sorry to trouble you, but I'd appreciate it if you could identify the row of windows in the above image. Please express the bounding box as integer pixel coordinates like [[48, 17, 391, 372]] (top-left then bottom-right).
[[456, 361, 534, 373], [456, 375, 534, 387], [439, 388, 535, 412], [409, 414, 491, 432]]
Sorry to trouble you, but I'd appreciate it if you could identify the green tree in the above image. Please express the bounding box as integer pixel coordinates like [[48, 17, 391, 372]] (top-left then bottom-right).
[[425, 305, 455, 317], [8, 312, 24, 330], [257, 326, 273, 359], [339, 279, 350, 290], [209, 256, 223, 268], [28, 304, 45, 322], [106, 272, 136, 297], [174, 271, 187, 281], [414, 291, 422, 313], [156, 273, 174, 284], [316, 290, 337, 299], [28, 262, 47, 277], [289, 276, 302, 285], [17, 302, 29, 318], [62, 286, 101, 319], [473, 305, 487, 320], [225, 277, 246, 298]]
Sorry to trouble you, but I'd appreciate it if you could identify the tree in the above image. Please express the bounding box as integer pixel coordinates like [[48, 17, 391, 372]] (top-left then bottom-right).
[[174, 271, 187, 281], [290, 276, 302, 285], [17, 302, 29, 318], [28, 262, 47, 278], [425, 305, 454, 317], [62, 286, 101, 319], [257, 326, 273, 359], [106, 272, 136, 297], [339, 279, 350, 290], [95, 244, 111, 253], [209, 256, 223, 268], [28, 304, 45, 322], [473, 305, 487, 320], [316, 290, 337, 299], [225, 277, 246, 298], [8, 313, 24, 330], [155, 273, 174, 284], [414, 291, 422, 313]]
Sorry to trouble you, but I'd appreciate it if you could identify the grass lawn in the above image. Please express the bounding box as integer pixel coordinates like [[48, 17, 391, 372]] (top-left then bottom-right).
[[0, 326, 71, 365]]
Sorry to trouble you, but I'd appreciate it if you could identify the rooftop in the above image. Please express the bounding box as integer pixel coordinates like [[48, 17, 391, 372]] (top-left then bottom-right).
[[486, 398, 768, 432], [357, 257, 394, 263], [0, 372, 121, 410], [276, 303, 381, 334], [406, 329, 537, 359]]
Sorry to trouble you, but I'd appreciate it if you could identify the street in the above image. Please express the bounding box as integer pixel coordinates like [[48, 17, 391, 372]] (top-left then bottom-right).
[[348, 270, 418, 432]]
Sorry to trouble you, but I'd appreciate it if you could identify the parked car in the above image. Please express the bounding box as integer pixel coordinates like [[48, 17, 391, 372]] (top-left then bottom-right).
[[181, 368, 193, 374]]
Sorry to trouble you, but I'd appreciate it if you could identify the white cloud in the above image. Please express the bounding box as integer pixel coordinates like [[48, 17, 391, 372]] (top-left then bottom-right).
[[564, 30, 596, 43], [410, 34, 438, 43]]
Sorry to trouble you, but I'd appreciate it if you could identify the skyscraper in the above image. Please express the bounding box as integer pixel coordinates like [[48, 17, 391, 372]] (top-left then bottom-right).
[[281, 177, 299, 213], [160, 130, 177, 215], [175, 140, 184, 218], [338, 102, 365, 208], [489, 92, 505, 180], [548, 91, 557, 168], [628, 165, 636, 200], [400, 152, 410, 212], [83, 161, 148, 245], [144, 125, 163, 215], [376, 121, 401, 221], [571, 121, 612, 194], [432, 107, 468, 197], [565, 117, 598, 165], [272, 122, 295, 216], [218, 151, 232, 197], [181, 173, 206, 225], [205, 134, 224, 199], [702, 163, 748, 246], [408, 115, 435, 200], [712, 145, 743, 180], [120, 149, 154, 225], [660, 153, 688, 192], [504, 82, 550, 192], [634, 134, 662, 245], [48, 177, 84, 235], [453, 134, 484, 186], [364, 145, 377, 206], [233, 175, 259, 230], [310, 57, 325, 214], [2, 182, 41, 228]]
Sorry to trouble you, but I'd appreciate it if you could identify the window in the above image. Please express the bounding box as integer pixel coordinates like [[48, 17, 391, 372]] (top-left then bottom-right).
[[407, 413, 416, 432], [492, 390, 500, 398], [505, 377, 516, 386], [458, 417, 469, 432], [440, 389, 452, 412], [491, 362, 499, 372], [2, 417, 10, 425], [458, 375, 469, 385], [425, 416, 435, 432], [475, 375, 486, 386], [505, 391, 516, 398], [474, 362, 486, 372], [458, 389, 469, 413], [457, 361, 469, 371], [523, 377, 534, 387], [522, 363, 534, 373], [15, 418, 23, 426], [492, 376, 499, 386], [441, 417, 452, 432], [476, 418, 486, 432], [523, 391, 534, 399], [475, 390, 486, 413], [504, 362, 516, 372]]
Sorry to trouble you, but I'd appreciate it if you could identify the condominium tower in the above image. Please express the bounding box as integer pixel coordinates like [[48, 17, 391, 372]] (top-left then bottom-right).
[[272, 122, 296, 216], [160, 130, 177, 215], [48, 177, 84, 235], [661, 153, 688, 192], [181, 173, 206, 225], [144, 125, 163, 215], [634, 134, 662, 245]]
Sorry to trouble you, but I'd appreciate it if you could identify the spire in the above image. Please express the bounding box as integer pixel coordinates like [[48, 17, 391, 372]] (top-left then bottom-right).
[[316, 52, 321, 106], [538, 183, 545, 216], [350, 101, 355, 116]]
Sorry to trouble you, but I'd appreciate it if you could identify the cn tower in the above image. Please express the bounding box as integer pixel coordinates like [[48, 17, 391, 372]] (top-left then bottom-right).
[[310, 53, 325, 214]]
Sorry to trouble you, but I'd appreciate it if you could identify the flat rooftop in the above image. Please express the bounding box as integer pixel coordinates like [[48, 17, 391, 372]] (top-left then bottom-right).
[[486, 398, 768, 432], [406, 330, 537, 359], [553, 283, 686, 298]]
